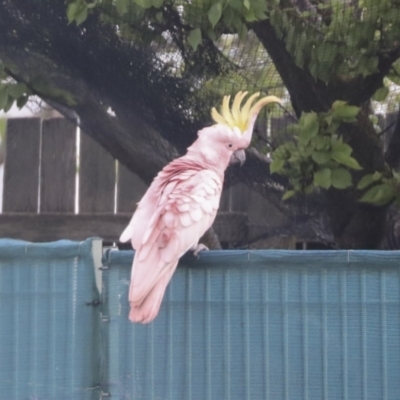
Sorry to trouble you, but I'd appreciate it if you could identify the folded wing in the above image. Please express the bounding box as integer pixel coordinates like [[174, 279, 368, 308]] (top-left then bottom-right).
[[125, 164, 222, 323]]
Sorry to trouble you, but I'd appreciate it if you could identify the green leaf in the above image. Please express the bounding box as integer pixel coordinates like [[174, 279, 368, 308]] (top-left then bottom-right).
[[372, 86, 389, 102], [8, 83, 27, 98], [207, 29, 216, 41], [332, 100, 346, 109], [317, 43, 338, 64], [331, 141, 352, 156], [357, 174, 374, 189], [369, 115, 378, 125], [331, 168, 352, 189], [300, 112, 318, 129], [359, 183, 394, 206], [392, 170, 400, 181], [372, 171, 382, 181], [67, 0, 88, 25], [284, 123, 300, 134], [16, 95, 29, 109], [228, 0, 242, 11], [270, 158, 285, 174], [244, 8, 257, 22], [388, 61, 400, 85], [286, 25, 296, 54], [75, 4, 88, 25], [311, 151, 331, 164], [152, 0, 164, 8], [222, 6, 234, 25], [325, 114, 333, 125], [332, 153, 362, 170], [282, 190, 295, 201], [313, 136, 330, 151], [331, 103, 360, 122], [303, 184, 314, 194], [314, 168, 331, 189], [294, 32, 307, 68], [67, 1, 80, 23], [116, 0, 129, 15], [298, 112, 319, 144], [3, 96, 14, 113], [317, 61, 331, 83], [188, 28, 202, 52], [135, 0, 153, 8], [244, 0, 250, 9], [155, 11, 163, 22], [208, 2, 222, 28]]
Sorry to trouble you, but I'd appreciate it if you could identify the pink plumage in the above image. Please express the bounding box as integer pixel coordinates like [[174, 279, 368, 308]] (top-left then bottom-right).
[[120, 92, 281, 323]]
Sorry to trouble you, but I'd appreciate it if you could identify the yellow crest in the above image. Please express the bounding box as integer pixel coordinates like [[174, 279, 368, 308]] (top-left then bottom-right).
[[211, 91, 281, 133]]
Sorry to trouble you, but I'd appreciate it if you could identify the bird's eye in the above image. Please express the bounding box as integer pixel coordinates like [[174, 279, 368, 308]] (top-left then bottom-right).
[[228, 143, 233, 148]]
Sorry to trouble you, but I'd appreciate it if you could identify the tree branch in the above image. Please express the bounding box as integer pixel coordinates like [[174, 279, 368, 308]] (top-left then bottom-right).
[[251, 19, 329, 116]]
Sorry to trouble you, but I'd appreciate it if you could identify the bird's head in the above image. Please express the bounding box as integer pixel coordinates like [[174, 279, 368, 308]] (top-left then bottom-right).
[[192, 92, 281, 169]]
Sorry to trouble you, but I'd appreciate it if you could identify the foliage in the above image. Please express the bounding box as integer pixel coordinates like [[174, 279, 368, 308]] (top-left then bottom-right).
[[5, 0, 400, 115], [270, 101, 363, 199], [0, 60, 76, 111], [0, 62, 31, 112], [271, 98, 400, 206], [66, 0, 269, 47], [60, 0, 400, 124], [357, 170, 400, 207], [269, 0, 400, 82], [64, 0, 281, 101]]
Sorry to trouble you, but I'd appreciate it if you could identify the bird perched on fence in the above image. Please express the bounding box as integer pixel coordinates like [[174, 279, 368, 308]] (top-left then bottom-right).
[[120, 91, 281, 323]]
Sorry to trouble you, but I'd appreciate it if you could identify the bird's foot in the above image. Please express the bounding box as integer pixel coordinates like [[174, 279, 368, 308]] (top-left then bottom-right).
[[191, 243, 209, 257]]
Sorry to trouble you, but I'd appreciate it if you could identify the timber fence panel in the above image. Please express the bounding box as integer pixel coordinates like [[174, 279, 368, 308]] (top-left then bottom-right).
[[3, 118, 41, 212], [40, 119, 76, 212], [116, 163, 147, 213], [80, 133, 115, 213]]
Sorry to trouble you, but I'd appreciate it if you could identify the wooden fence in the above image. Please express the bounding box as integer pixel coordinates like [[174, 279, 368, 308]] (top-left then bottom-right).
[[0, 118, 142, 242], [0, 117, 268, 245], [2, 113, 396, 247]]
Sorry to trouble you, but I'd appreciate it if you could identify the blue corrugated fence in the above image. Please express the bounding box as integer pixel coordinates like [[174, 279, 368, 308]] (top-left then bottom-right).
[[1, 239, 400, 400], [0, 239, 101, 400], [102, 249, 400, 400]]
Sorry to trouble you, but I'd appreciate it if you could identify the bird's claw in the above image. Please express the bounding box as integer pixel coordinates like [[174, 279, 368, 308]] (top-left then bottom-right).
[[192, 243, 209, 257]]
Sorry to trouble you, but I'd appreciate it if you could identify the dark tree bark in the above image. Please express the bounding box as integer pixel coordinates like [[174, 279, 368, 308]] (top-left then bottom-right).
[[385, 107, 400, 170]]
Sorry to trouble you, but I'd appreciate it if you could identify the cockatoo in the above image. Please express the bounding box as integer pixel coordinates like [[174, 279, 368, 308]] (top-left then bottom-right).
[[120, 91, 281, 323]]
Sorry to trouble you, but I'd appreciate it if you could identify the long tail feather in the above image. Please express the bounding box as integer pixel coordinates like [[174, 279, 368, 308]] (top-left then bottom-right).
[[129, 262, 177, 323]]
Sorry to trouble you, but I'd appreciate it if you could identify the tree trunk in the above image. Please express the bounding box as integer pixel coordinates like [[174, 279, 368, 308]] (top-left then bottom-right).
[[252, 18, 399, 248]]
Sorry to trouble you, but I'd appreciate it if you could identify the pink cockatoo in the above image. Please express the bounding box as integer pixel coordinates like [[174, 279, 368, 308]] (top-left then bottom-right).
[[119, 91, 281, 323]]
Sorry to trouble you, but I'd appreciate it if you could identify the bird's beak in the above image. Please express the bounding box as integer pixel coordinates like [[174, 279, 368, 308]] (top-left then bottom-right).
[[230, 149, 246, 166]]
